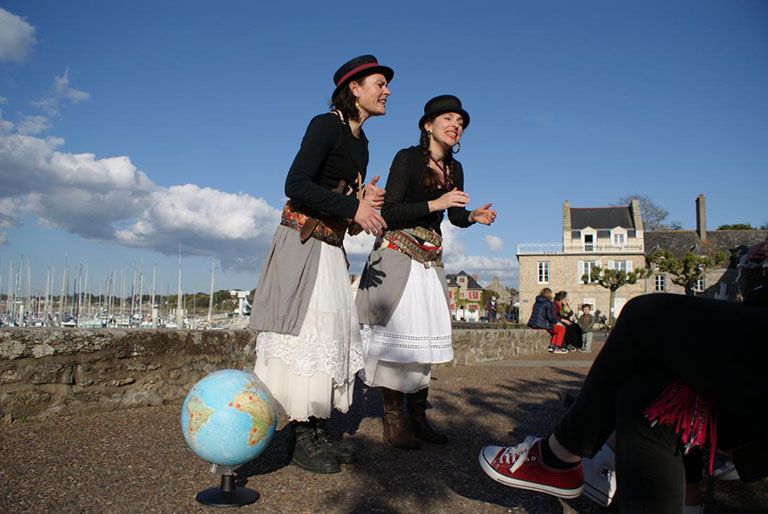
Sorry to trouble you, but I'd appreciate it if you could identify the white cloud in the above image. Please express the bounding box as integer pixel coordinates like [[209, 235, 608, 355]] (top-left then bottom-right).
[[440, 220, 464, 255], [0, 8, 36, 62], [343, 232, 376, 256], [445, 254, 519, 285], [439, 220, 518, 287], [0, 127, 282, 270], [114, 185, 281, 271], [32, 69, 90, 116], [484, 234, 503, 252], [16, 114, 51, 135]]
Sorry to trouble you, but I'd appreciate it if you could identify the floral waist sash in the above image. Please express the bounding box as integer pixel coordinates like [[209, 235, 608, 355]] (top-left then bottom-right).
[[382, 227, 443, 268], [280, 201, 348, 248]]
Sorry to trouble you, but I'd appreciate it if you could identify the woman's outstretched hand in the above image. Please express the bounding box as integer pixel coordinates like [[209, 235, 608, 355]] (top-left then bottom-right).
[[469, 203, 497, 225], [362, 175, 385, 209]]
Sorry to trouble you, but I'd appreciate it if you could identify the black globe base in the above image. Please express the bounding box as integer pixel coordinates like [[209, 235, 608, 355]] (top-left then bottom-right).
[[196, 473, 259, 508]]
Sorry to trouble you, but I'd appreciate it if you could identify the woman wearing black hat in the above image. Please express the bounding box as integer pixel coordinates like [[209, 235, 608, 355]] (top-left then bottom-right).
[[249, 55, 393, 473], [356, 95, 496, 450]]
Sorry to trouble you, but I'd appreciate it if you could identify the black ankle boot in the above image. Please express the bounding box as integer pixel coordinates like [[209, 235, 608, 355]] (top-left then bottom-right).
[[313, 418, 357, 464], [291, 421, 341, 474], [407, 387, 448, 444]]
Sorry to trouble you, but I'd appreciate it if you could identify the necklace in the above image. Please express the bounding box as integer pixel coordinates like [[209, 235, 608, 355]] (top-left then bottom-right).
[[430, 156, 446, 172]]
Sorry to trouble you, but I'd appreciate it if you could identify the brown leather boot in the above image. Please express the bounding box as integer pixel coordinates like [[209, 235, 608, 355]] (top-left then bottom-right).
[[381, 387, 420, 450], [407, 387, 448, 444]]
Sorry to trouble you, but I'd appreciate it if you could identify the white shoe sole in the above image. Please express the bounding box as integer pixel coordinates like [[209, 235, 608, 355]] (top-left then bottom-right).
[[478, 448, 583, 499], [582, 480, 613, 506]]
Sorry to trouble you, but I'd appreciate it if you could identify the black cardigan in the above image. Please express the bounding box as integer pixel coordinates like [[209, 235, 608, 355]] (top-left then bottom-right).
[[381, 146, 473, 234], [284, 113, 368, 219]]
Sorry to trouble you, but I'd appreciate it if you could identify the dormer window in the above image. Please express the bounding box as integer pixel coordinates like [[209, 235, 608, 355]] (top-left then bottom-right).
[[612, 231, 626, 247]]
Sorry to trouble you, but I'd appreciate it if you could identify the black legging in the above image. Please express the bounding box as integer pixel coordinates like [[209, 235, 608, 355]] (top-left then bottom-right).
[[553, 294, 768, 514]]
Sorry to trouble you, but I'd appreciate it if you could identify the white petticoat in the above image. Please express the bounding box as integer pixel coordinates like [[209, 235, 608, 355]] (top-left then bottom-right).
[[254, 242, 363, 421], [361, 258, 453, 365]]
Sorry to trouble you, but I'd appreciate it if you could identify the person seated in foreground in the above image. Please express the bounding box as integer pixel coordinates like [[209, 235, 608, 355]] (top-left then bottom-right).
[[480, 238, 768, 513]]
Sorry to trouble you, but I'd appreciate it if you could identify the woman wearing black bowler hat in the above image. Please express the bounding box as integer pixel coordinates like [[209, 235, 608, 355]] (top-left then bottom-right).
[[249, 55, 393, 473], [356, 95, 497, 450]]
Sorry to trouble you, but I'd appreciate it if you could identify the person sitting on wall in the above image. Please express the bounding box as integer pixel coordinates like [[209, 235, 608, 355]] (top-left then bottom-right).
[[527, 288, 567, 354]]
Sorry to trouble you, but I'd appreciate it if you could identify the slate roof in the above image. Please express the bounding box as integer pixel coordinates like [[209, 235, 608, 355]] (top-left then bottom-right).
[[571, 207, 635, 230], [445, 271, 484, 290], [645, 230, 768, 266]]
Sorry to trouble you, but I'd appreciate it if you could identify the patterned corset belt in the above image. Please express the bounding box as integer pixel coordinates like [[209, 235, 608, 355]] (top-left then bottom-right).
[[280, 201, 348, 248], [382, 227, 443, 268]]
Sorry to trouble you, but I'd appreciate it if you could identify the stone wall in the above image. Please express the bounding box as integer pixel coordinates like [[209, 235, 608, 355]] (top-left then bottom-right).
[[0, 327, 549, 421]]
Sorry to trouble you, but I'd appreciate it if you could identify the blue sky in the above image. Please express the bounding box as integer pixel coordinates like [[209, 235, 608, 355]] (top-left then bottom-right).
[[1, 1, 767, 294]]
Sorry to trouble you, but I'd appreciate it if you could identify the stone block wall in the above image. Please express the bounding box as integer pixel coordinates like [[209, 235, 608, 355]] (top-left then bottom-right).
[[1, 327, 549, 421], [0, 328, 257, 421]]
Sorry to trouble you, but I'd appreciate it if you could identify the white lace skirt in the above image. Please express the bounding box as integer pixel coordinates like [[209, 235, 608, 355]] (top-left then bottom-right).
[[360, 259, 453, 391], [254, 242, 363, 421]]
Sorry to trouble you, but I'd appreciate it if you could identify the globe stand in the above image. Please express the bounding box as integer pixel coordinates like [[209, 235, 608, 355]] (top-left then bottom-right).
[[196, 471, 259, 507]]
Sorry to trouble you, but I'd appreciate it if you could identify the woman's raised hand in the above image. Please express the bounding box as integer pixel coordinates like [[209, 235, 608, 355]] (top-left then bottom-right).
[[429, 188, 469, 212], [354, 200, 387, 236], [362, 175, 385, 210], [469, 203, 497, 225]]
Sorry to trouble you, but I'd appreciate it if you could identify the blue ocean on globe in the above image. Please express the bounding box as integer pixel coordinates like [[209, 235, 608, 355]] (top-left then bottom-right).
[[181, 369, 277, 467]]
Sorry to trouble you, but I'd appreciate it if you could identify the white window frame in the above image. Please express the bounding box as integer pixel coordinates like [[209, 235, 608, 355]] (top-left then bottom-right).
[[612, 230, 626, 247], [578, 260, 601, 284], [582, 228, 596, 252], [693, 277, 705, 293], [537, 261, 550, 284], [655, 274, 665, 292], [609, 260, 633, 273]]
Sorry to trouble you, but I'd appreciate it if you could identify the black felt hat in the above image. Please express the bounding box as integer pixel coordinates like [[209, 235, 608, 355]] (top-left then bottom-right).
[[418, 95, 470, 129], [333, 54, 394, 97]]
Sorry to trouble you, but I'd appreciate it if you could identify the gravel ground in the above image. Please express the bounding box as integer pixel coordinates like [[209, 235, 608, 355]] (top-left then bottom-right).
[[2, 345, 766, 513]]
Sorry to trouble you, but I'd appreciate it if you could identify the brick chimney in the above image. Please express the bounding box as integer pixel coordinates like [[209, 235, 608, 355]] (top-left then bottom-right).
[[696, 194, 707, 242], [630, 198, 644, 232]]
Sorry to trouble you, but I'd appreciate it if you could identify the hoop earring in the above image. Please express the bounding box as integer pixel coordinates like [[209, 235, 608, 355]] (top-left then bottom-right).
[[452, 141, 461, 154]]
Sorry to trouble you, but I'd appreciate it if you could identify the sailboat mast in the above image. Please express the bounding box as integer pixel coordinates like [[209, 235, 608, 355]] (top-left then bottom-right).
[[176, 246, 183, 328], [207, 259, 215, 324]]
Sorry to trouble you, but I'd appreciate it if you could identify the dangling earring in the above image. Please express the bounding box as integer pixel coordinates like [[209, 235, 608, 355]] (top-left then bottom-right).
[[355, 97, 360, 110], [452, 141, 461, 154]]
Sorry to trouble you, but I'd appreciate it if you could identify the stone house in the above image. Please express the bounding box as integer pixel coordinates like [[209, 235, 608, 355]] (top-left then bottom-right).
[[517, 199, 647, 323], [517, 195, 767, 324], [446, 271, 484, 321], [644, 195, 767, 299]]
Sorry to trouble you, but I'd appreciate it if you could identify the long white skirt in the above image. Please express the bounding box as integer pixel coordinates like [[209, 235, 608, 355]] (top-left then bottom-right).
[[360, 259, 452, 393], [254, 243, 363, 421]]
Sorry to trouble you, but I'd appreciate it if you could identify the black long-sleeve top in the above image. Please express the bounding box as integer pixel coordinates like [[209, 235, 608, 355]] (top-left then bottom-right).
[[284, 113, 368, 219], [381, 146, 473, 234]]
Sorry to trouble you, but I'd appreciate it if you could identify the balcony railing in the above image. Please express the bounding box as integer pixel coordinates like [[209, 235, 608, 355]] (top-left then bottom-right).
[[517, 242, 645, 255]]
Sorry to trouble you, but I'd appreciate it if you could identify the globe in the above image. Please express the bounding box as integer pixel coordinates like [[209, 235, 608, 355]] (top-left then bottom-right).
[[181, 369, 277, 467]]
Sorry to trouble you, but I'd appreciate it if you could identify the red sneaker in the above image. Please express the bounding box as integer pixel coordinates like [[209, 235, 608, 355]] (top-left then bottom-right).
[[479, 436, 583, 499]]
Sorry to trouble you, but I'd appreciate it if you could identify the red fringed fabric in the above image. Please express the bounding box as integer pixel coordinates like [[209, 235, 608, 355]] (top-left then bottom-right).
[[644, 379, 718, 474]]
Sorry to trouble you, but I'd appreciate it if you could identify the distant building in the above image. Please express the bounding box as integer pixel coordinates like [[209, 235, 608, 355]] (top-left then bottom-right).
[[445, 271, 483, 321], [517, 199, 647, 323], [644, 195, 767, 300], [516, 195, 766, 324]]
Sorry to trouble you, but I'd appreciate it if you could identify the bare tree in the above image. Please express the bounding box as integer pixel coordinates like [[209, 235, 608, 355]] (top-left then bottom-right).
[[613, 194, 681, 231]]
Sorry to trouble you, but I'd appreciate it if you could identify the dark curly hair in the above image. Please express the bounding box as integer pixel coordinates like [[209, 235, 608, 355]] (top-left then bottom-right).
[[418, 118, 456, 191], [330, 78, 367, 123]]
